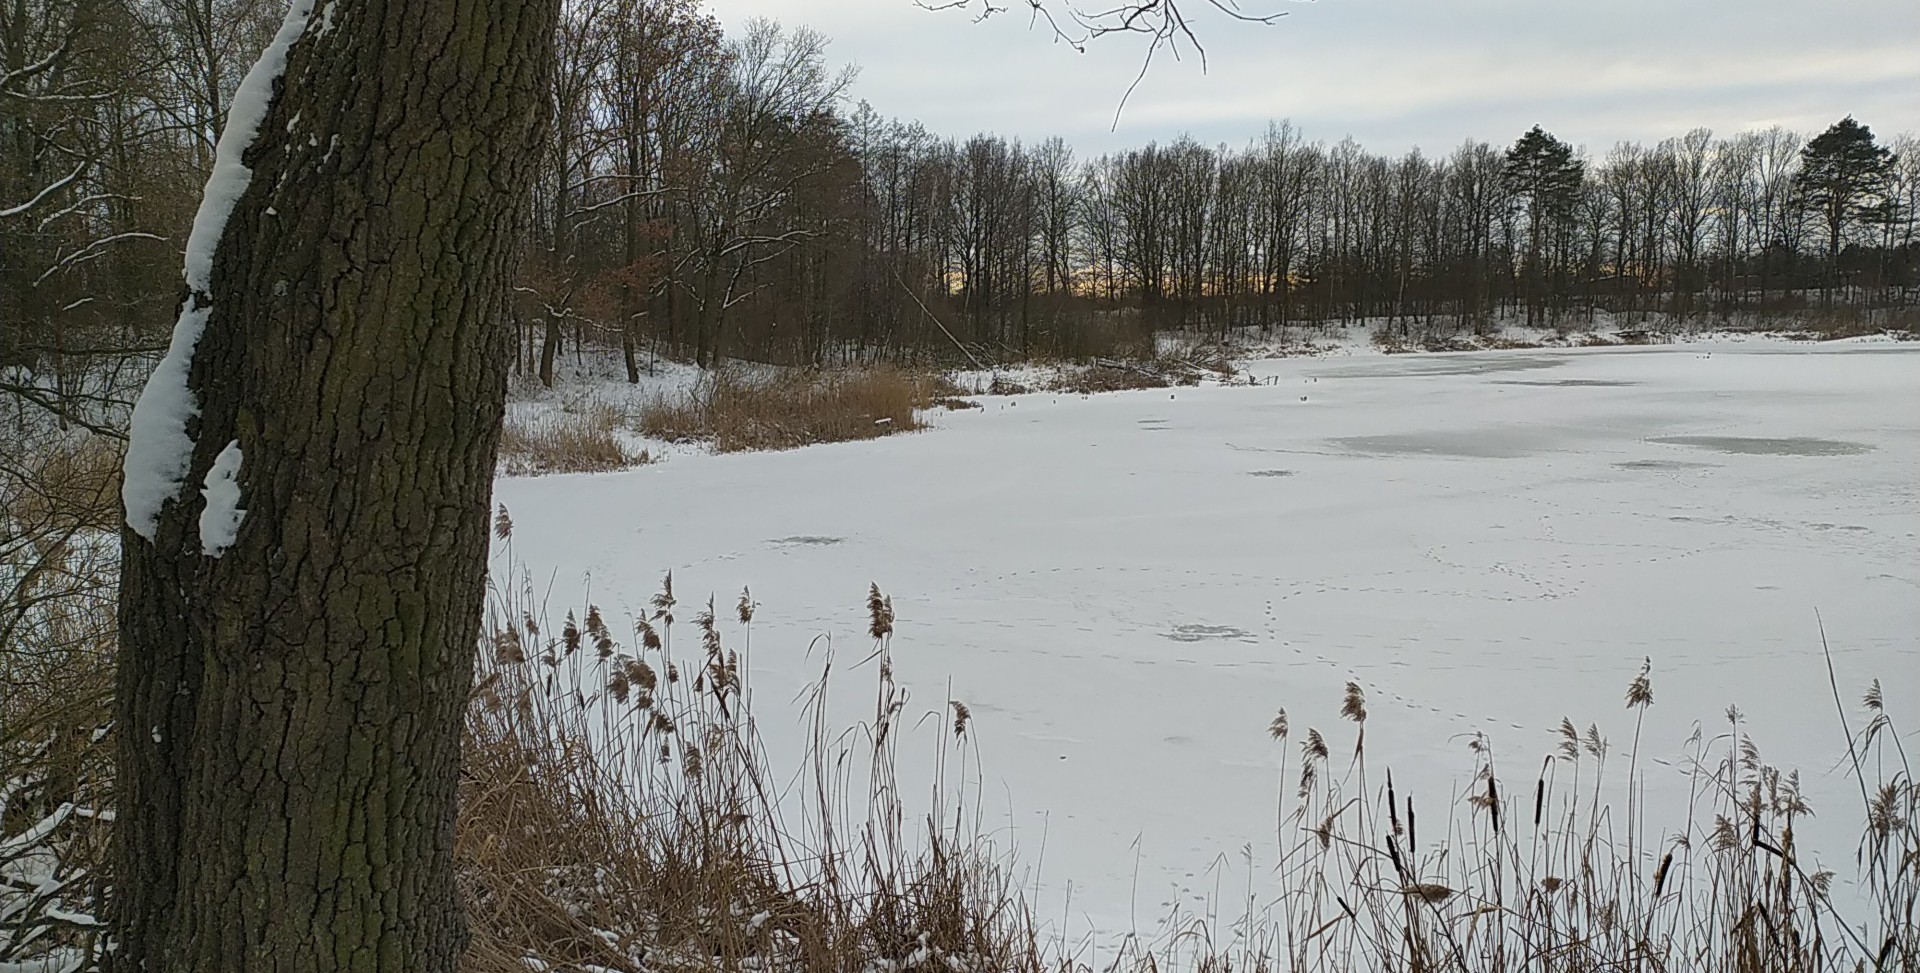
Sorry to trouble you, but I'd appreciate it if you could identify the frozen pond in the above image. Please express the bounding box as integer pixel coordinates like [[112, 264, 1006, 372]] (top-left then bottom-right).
[[497, 339, 1919, 940]]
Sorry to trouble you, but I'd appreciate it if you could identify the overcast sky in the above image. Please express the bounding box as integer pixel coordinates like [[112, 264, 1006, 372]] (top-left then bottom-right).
[[701, 0, 1919, 158]]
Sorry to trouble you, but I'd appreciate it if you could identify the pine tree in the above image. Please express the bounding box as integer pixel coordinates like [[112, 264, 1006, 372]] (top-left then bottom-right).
[[1502, 126, 1584, 326], [1794, 116, 1893, 301]]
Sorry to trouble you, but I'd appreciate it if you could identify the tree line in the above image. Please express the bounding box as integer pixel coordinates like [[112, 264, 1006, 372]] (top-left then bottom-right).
[[6, 0, 1918, 412]]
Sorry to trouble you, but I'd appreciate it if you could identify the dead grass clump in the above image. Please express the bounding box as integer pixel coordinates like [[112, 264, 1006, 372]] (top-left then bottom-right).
[[1057, 365, 1173, 394], [1486, 335, 1544, 350], [499, 397, 646, 476], [1419, 333, 1479, 352], [1370, 329, 1414, 354], [639, 367, 948, 452]]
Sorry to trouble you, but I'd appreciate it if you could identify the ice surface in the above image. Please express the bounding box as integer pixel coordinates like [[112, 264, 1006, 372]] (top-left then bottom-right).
[[1649, 435, 1875, 456], [495, 341, 1920, 943]]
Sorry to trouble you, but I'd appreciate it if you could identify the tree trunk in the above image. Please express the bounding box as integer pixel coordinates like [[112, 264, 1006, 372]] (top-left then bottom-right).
[[112, 0, 555, 969], [540, 314, 561, 387]]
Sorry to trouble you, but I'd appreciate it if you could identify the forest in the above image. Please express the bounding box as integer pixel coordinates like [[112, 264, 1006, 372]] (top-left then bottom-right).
[[5, 0, 1918, 410]]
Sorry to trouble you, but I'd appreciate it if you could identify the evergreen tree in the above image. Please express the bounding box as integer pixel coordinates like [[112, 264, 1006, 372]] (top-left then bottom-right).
[[1502, 125, 1583, 326], [1794, 116, 1893, 299]]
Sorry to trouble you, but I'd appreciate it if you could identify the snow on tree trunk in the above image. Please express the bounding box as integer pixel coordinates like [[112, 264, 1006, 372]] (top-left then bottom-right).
[[110, 0, 557, 970]]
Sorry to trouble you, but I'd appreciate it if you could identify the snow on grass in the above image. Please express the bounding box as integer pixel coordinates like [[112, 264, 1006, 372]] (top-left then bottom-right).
[[122, 0, 312, 541], [496, 340, 1917, 941]]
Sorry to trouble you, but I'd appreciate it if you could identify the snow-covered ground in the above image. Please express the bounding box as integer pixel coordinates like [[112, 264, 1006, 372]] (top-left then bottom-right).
[[494, 338, 1918, 944]]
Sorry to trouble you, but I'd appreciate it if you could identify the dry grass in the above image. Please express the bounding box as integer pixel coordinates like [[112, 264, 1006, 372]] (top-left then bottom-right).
[[1054, 364, 1175, 394], [499, 395, 647, 476], [1787, 306, 1920, 341], [1191, 665, 1919, 973], [639, 367, 956, 453], [462, 516, 1042, 973]]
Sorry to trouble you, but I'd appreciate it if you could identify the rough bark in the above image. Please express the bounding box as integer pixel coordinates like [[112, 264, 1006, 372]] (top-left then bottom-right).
[[112, 0, 556, 969]]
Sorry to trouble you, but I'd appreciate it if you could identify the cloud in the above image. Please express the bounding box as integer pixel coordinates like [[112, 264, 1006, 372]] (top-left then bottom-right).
[[701, 0, 1920, 155]]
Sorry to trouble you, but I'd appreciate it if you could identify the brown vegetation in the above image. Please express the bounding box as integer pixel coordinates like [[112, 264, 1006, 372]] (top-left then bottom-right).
[[639, 367, 958, 452], [459, 534, 1040, 973], [499, 396, 647, 476]]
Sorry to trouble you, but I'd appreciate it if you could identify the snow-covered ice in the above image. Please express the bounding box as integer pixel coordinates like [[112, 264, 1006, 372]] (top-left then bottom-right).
[[495, 340, 1918, 942]]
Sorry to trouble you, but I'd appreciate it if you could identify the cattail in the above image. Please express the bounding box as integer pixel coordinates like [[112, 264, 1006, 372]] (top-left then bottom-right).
[[1388, 770, 1401, 836], [1406, 795, 1416, 850], [1387, 834, 1407, 880], [1652, 851, 1673, 898], [951, 700, 972, 737], [1625, 657, 1653, 708], [1487, 774, 1501, 834], [1534, 758, 1548, 827], [1268, 708, 1289, 741], [493, 504, 513, 539]]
